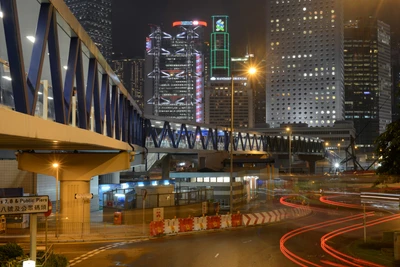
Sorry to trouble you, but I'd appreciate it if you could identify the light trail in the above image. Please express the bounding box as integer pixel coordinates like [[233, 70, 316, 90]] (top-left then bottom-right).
[[280, 196, 374, 266], [321, 213, 400, 267]]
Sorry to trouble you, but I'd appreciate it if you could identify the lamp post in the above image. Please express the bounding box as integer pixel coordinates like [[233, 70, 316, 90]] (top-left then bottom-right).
[[286, 127, 291, 175], [230, 67, 257, 214], [52, 163, 59, 238]]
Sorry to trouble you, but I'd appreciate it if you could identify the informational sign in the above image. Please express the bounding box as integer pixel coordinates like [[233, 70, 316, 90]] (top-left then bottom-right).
[[153, 207, 164, 221], [74, 193, 93, 200], [202, 202, 208, 215], [0, 196, 49, 215]]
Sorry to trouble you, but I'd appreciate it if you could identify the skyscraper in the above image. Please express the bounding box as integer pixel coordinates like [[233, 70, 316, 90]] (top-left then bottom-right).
[[111, 57, 145, 109], [265, 0, 345, 128], [210, 15, 230, 77], [344, 17, 392, 154], [144, 21, 207, 122], [64, 0, 112, 62]]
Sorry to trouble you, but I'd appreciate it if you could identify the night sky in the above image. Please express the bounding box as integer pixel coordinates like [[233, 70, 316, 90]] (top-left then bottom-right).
[[112, 0, 400, 59]]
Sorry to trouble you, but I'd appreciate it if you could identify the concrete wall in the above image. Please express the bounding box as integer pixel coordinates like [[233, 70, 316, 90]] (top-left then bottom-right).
[[103, 202, 205, 224]]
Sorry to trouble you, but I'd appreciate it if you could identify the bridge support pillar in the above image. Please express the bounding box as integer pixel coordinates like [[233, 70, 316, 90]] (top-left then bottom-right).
[[298, 154, 324, 174], [17, 152, 131, 235]]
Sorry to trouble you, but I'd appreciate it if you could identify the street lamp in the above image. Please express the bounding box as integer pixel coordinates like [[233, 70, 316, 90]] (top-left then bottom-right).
[[52, 163, 59, 238], [286, 127, 291, 175], [230, 67, 257, 214]]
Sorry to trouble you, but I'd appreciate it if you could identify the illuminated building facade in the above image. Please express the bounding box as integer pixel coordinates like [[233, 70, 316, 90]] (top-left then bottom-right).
[[265, 0, 345, 128], [210, 15, 230, 77], [144, 21, 206, 122], [205, 77, 253, 128], [344, 18, 392, 153], [111, 58, 145, 109], [64, 0, 112, 62]]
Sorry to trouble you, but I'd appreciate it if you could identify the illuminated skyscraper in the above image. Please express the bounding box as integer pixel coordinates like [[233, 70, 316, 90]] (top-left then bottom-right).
[[210, 15, 230, 77], [112, 57, 145, 109], [64, 0, 112, 62], [144, 21, 206, 122], [265, 0, 344, 128], [344, 17, 392, 154]]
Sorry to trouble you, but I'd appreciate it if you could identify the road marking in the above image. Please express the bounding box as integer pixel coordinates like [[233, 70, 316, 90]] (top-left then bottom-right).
[[215, 253, 219, 258], [243, 240, 252, 244], [69, 239, 149, 266]]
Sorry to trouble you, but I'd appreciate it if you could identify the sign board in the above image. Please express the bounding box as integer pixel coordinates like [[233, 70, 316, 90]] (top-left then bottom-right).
[[44, 200, 52, 217], [74, 193, 93, 200], [0, 196, 49, 215], [153, 207, 164, 221], [202, 202, 208, 215]]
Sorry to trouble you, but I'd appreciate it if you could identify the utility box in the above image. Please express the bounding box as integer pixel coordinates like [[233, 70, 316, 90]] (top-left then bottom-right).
[[113, 212, 122, 225]]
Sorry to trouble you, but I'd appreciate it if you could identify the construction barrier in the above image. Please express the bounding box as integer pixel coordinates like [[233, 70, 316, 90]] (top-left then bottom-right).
[[179, 218, 194, 232], [193, 216, 207, 231], [149, 206, 311, 236], [207, 215, 221, 229], [150, 220, 164, 236], [220, 214, 231, 228], [164, 218, 179, 234], [231, 214, 242, 227]]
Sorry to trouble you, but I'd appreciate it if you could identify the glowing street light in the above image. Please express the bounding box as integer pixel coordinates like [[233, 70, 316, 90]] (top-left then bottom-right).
[[229, 67, 257, 214]]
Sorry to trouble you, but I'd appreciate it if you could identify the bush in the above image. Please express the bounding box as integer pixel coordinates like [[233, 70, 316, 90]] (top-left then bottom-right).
[[44, 254, 68, 267], [0, 243, 24, 262]]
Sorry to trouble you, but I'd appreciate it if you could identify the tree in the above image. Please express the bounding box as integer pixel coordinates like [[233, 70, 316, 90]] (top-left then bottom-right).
[[375, 119, 400, 181]]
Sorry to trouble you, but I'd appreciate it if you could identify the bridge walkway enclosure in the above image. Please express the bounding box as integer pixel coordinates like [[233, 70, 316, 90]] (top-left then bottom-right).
[[0, 0, 325, 234]]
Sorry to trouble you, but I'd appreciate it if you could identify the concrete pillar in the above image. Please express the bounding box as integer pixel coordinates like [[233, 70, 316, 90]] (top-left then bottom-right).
[[60, 180, 90, 235], [17, 152, 131, 235], [307, 159, 317, 174], [161, 155, 170, 179]]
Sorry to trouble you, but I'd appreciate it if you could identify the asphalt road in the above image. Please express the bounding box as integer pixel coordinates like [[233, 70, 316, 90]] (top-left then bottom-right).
[[52, 211, 353, 267], [52, 205, 400, 267]]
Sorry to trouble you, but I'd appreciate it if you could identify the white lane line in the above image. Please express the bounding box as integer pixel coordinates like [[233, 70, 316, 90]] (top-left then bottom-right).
[[215, 253, 219, 258]]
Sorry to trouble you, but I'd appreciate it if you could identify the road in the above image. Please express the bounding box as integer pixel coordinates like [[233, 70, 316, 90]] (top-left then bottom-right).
[[53, 210, 378, 267], [52, 192, 400, 267]]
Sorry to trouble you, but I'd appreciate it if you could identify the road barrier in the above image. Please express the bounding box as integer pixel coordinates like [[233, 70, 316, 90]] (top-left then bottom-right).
[[149, 206, 311, 236]]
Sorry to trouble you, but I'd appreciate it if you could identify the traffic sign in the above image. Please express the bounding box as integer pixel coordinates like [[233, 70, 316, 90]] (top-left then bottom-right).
[[74, 193, 93, 200], [44, 200, 52, 217], [0, 196, 49, 215]]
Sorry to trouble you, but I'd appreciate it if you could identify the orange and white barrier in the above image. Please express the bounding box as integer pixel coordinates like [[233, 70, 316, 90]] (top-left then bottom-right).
[[220, 214, 231, 228], [149, 206, 311, 236], [193, 216, 207, 231], [149, 220, 164, 236], [179, 217, 194, 232], [207, 215, 221, 229], [164, 218, 179, 234], [231, 214, 242, 227]]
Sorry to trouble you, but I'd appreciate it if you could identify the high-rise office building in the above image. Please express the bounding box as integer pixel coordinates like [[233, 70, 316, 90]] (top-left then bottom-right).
[[144, 21, 207, 122], [210, 15, 230, 77], [111, 58, 145, 109], [344, 18, 392, 154], [265, 0, 345, 128], [64, 0, 112, 62], [205, 77, 253, 128]]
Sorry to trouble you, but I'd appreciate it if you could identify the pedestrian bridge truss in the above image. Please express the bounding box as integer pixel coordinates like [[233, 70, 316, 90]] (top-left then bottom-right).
[[144, 116, 324, 155], [0, 0, 324, 156]]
